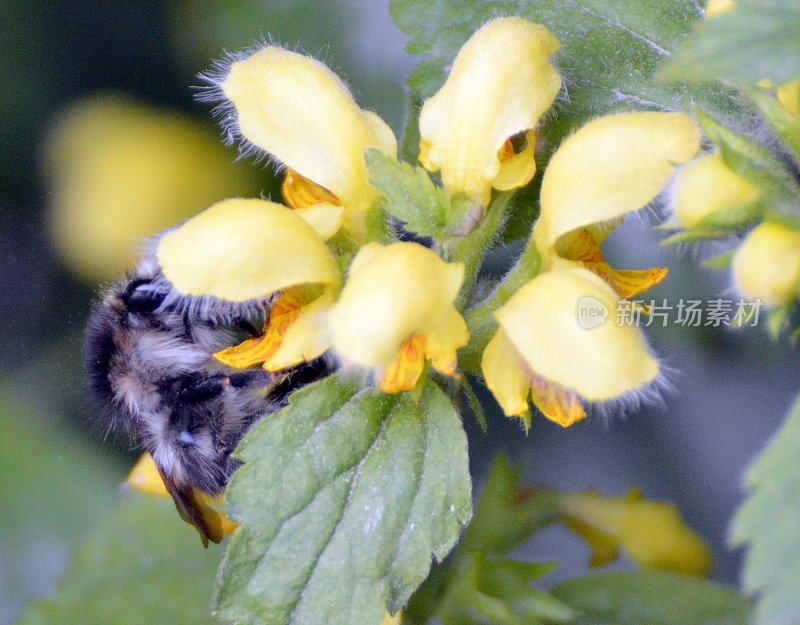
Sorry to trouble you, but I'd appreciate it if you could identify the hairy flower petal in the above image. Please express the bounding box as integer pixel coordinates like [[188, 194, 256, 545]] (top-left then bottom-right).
[[490, 268, 659, 403], [732, 221, 800, 307], [220, 46, 396, 240], [329, 242, 467, 390], [419, 17, 561, 204], [535, 112, 700, 259], [669, 153, 757, 229], [156, 198, 339, 303]]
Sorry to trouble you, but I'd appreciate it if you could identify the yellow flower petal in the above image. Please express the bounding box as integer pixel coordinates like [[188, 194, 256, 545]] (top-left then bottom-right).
[[419, 17, 561, 205], [214, 287, 334, 371], [560, 488, 712, 577], [380, 611, 403, 625], [156, 198, 339, 303], [732, 221, 800, 307], [264, 287, 336, 371], [776, 80, 800, 118], [329, 242, 467, 387], [493, 268, 659, 402], [705, 0, 734, 17], [126, 452, 169, 496], [425, 306, 470, 376], [534, 112, 700, 261], [44, 94, 258, 283], [482, 329, 532, 418], [282, 168, 342, 209], [126, 453, 238, 539], [220, 46, 397, 241], [669, 153, 758, 229], [294, 203, 345, 241], [214, 289, 306, 368]]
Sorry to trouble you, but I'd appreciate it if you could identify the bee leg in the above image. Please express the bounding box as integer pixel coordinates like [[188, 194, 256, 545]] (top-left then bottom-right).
[[228, 370, 274, 388]]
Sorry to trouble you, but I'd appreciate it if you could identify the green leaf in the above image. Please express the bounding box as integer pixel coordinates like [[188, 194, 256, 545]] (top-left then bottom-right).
[[214, 375, 472, 625], [390, 0, 743, 145], [663, 0, 800, 87], [406, 456, 562, 625], [551, 571, 751, 625], [459, 456, 556, 556], [365, 148, 450, 236], [17, 496, 221, 625], [731, 394, 800, 625]]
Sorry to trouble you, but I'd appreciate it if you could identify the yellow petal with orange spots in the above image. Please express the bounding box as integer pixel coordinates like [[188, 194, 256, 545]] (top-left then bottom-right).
[[282, 168, 342, 209], [534, 112, 699, 277], [221, 46, 397, 241], [482, 329, 532, 418], [492, 268, 659, 402], [529, 376, 587, 428], [380, 334, 428, 393], [264, 287, 336, 371], [419, 17, 560, 204], [329, 242, 465, 369]]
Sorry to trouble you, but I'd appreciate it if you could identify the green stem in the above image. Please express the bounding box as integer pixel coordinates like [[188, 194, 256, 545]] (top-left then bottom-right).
[[459, 234, 541, 375]]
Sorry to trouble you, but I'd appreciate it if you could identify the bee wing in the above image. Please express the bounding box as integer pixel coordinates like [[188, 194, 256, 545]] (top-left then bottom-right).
[[154, 463, 225, 547]]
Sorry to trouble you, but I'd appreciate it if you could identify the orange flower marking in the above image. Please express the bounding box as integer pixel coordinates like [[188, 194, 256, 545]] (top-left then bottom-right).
[[529, 376, 587, 428], [214, 289, 305, 369], [380, 334, 428, 393], [282, 168, 342, 209], [561, 228, 668, 299]]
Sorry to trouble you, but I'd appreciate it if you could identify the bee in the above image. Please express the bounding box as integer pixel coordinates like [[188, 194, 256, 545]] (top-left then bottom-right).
[[85, 254, 327, 545]]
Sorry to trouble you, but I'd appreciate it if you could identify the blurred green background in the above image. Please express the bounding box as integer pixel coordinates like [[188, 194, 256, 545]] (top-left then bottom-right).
[[1, 1, 798, 622]]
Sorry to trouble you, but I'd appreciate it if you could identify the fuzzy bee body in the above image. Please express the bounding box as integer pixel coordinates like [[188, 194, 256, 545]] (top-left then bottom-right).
[[85, 258, 313, 544]]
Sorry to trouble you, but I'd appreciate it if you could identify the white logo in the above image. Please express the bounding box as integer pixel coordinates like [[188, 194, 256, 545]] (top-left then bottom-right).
[[577, 296, 608, 329]]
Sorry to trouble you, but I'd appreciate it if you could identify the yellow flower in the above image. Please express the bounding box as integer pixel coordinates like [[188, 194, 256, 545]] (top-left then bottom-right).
[[217, 45, 397, 242], [705, 0, 735, 17], [156, 198, 340, 370], [761, 80, 800, 118], [418, 17, 561, 206], [776, 81, 800, 118], [732, 221, 800, 307], [44, 94, 259, 282], [559, 488, 711, 577], [380, 612, 402, 625], [481, 268, 659, 427], [533, 112, 700, 298], [328, 242, 468, 393], [127, 452, 238, 539], [668, 152, 758, 229]]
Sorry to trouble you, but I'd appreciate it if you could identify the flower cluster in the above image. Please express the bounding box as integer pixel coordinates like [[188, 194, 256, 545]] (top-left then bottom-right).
[[138, 17, 706, 431], [663, 6, 800, 338]]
